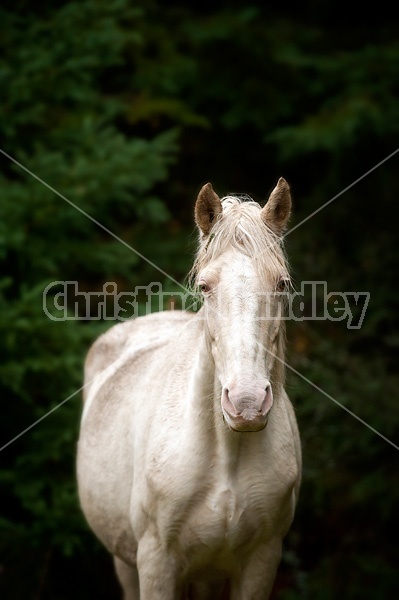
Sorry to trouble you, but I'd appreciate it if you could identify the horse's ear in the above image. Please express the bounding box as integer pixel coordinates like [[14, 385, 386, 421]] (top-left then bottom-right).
[[195, 182, 222, 236], [261, 177, 291, 235]]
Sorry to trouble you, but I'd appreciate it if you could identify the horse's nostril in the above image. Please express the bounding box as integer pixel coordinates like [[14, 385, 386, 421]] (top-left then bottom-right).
[[262, 385, 273, 415], [223, 388, 236, 414]]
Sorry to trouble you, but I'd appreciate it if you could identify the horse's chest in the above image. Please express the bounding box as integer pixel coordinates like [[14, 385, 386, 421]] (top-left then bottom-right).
[[140, 430, 296, 569], [181, 484, 265, 560]]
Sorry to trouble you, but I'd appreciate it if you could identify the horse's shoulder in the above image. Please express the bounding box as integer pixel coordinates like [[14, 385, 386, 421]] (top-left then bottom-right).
[[84, 320, 134, 385], [83, 311, 195, 400]]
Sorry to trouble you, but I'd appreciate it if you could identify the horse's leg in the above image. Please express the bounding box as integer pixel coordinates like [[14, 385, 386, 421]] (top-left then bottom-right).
[[114, 556, 140, 600], [136, 534, 179, 600], [231, 541, 282, 600]]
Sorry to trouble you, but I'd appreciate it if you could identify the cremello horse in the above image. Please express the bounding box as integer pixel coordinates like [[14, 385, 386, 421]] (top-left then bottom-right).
[[77, 178, 301, 599]]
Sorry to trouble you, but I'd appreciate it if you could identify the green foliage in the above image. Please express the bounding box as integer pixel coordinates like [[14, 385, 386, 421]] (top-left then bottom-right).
[[1, 0, 399, 598], [0, 1, 182, 596]]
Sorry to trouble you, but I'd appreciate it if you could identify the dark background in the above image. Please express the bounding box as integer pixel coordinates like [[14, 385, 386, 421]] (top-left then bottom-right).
[[1, 1, 398, 598]]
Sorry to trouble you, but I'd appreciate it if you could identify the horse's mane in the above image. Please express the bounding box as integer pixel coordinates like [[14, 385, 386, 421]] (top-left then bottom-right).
[[189, 195, 289, 286]]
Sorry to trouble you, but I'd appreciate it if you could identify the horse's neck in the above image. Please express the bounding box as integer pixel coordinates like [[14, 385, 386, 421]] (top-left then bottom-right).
[[185, 326, 217, 423], [271, 330, 286, 398]]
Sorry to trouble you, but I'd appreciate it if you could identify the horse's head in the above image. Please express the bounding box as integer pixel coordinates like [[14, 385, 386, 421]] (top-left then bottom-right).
[[193, 178, 291, 432]]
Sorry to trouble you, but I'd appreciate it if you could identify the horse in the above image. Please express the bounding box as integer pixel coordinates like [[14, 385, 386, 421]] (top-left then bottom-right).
[[77, 177, 302, 600]]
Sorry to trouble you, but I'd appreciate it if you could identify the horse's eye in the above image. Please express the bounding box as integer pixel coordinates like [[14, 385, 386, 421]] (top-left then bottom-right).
[[200, 283, 210, 294], [276, 278, 289, 292]]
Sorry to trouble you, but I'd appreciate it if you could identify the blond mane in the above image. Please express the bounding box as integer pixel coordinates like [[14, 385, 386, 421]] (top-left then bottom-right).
[[189, 195, 289, 286]]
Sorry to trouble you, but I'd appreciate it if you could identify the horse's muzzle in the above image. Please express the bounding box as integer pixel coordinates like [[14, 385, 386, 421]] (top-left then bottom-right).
[[221, 384, 273, 432]]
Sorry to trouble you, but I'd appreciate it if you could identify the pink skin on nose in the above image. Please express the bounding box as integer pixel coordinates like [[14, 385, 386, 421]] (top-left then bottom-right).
[[221, 384, 273, 432]]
